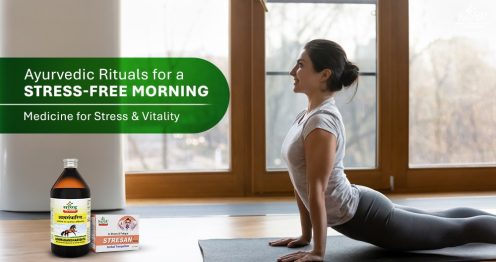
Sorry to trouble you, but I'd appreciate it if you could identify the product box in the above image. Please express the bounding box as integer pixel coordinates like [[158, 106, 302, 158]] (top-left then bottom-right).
[[91, 214, 139, 252]]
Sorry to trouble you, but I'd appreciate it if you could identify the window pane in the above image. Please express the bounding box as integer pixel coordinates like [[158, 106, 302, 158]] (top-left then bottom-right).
[[265, 2, 377, 170], [121, 0, 229, 172], [409, 0, 496, 167]]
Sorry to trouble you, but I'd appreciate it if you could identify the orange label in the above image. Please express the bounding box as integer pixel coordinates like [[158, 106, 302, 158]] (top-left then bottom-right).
[[95, 235, 139, 246]]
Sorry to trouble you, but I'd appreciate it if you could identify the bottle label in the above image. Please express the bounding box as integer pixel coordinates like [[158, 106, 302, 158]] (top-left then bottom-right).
[[50, 198, 91, 246]]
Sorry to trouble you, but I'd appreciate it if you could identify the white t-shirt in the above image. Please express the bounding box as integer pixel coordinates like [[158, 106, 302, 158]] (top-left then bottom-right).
[[281, 97, 359, 226]]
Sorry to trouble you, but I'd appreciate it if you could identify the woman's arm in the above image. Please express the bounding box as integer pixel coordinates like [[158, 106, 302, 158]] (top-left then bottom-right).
[[276, 129, 336, 262], [295, 189, 312, 242], [304, 128, 336, 257], [269, 190, 312, 248]]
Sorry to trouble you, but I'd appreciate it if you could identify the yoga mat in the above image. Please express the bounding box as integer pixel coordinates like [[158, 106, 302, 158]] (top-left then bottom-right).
[[198, 236, 496, 262]]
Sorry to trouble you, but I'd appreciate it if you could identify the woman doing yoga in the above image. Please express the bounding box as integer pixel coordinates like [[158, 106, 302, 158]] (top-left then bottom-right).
[[268, 39, 496, 262]]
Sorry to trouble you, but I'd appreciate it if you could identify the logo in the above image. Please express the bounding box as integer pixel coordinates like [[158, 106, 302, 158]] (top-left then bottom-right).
[[118, 216, 138, 231], [63, 201, 78, 213], [98, 216, 108, 226]]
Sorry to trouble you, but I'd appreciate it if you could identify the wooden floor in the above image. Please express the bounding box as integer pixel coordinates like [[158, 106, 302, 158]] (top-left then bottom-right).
[[1, 215, 323, 262], [2, 193, 496, 262]]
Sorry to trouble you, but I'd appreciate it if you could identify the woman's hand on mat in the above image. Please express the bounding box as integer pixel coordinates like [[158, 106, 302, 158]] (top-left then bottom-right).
[[269, 236, 310, 248], [276, 250, 324, 262]]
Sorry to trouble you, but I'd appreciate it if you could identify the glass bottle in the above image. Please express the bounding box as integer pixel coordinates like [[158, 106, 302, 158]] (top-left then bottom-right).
[[50, 158, 91, 257]]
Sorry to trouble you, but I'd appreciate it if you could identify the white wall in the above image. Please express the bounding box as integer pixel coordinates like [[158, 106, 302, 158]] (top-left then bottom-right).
[[0, 0, 125, 211]]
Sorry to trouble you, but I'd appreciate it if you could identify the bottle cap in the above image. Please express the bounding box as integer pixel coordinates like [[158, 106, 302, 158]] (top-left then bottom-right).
[[63, 158, 78, 168]]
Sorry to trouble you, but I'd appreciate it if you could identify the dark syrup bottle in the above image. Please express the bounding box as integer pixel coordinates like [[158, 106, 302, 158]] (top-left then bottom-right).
[[50, 158, 91, 257]]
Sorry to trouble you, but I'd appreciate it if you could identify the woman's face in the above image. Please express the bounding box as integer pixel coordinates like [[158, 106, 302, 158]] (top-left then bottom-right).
[[289, 50, 325, 94]]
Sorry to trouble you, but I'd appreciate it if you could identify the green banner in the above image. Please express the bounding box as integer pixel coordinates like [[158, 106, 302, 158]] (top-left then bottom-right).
[[0, 58, 229, 133]]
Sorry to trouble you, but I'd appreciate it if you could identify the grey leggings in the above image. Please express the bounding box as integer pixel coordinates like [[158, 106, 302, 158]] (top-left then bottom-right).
[[331, 185, 496, 251]]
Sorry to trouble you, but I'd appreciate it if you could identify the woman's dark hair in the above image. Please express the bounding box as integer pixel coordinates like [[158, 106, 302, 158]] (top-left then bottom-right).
[[304, 39, 359, 92]]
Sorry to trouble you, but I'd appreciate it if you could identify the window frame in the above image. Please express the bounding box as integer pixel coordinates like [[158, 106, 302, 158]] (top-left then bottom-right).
[[125, 0, 250, 198], [253, 0, 390, 194], [125, 0, 496, 199], [263, 0, 379, 172]]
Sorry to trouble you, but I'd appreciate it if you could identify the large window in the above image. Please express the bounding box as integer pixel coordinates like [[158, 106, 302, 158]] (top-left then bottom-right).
[[120, 0, 230, 172], [409, 0, 496, 167], [265, 1, 377, 170], [123, 0, 496, 198]]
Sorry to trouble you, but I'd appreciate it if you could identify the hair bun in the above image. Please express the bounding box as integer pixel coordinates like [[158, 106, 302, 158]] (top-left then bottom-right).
[[340, 62, 359, 87]]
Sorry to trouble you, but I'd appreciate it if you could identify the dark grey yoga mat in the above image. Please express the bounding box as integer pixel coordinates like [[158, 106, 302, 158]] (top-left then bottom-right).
[[198, 236, 496, 262]]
